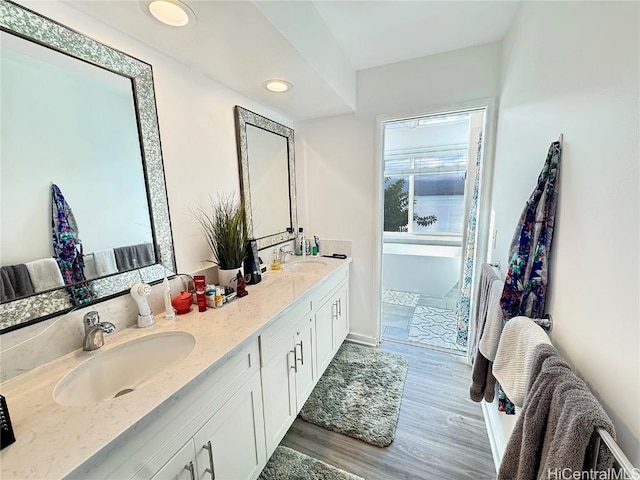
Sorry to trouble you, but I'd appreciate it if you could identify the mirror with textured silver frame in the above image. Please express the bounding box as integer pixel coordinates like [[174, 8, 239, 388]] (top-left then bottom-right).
[[0, 0, 175, 332], [234, 106, 297, 250]]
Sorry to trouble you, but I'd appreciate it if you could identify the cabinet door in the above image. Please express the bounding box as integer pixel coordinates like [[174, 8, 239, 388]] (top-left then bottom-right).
[[149, 440, 196, 480], [315, 297, 335, 378], [294, 316, 316, 408], [333, 283, 350, 348], [193, 372, 266, 480], [261, 335, 297, 456]]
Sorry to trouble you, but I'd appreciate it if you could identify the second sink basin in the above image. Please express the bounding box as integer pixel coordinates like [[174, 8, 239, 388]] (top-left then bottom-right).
[[282, 259, 327, 273], [53, 331, 195, 407]]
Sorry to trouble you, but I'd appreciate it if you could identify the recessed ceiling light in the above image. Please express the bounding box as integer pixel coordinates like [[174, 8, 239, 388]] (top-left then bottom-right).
[[148, 0, 192, 27], [262, 79, 292, 93]]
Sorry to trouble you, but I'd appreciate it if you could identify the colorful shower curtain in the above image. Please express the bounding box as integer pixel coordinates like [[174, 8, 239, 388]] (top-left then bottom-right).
[[456, 131, 484, 347], [497, 140, 562, 414], [51, 183, 95, 305]]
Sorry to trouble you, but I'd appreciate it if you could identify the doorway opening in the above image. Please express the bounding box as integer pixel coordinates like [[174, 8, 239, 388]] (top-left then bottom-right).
[[380, 107, 487, 355]]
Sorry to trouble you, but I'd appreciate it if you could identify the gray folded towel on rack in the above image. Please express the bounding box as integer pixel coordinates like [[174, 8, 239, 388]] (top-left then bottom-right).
[[478, 279, 505, 361], [25, 258, 65, 293], [472, 263, 501, 357], [114, 243, 155, 272], [470, 263, 501, 403], [1, 264, 35, 302], [498, 344, 616, 479], [470, 352, 497, 403]]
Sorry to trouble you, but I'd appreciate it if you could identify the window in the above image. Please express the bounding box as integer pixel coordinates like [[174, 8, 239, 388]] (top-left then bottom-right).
[[383, 113, 470, 237]]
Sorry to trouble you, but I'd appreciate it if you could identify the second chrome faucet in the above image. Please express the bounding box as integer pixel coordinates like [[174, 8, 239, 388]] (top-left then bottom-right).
[[82, 311, 116, 351]]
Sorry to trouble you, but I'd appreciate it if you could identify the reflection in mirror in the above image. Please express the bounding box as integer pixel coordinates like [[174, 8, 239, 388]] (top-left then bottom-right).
[[245, 125, 291, 239], [1, 32, 154, 282], [0, 0, 175, 332], [235, 106, 297, 250]]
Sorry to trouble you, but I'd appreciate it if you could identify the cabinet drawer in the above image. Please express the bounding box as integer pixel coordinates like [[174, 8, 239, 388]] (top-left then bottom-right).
[[259, 298, 311, 366], [312, 264, 348, 306]]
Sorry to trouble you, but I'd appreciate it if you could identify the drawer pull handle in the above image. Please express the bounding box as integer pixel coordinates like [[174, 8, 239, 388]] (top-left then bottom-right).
[[296, 341, 304, 365], [184, 461, 196, 480], [290, 349, 298, 373], [203, 441, 215, 479], [337, 298, 342, 317]]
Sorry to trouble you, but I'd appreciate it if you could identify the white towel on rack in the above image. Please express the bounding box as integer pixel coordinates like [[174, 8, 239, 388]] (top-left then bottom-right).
[[478, 279, 504, 361], [493, 316, 552, 408], [25, 258, 64, 293], [93, 249, 118, 277]]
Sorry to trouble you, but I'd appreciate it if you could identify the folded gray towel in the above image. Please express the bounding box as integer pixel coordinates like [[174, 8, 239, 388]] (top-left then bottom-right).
[[1, 268, 15, 302], [1, 264, 35, 301], [498, 344, 616, 479], [469, 263, 501, 403], [470, 352, 496, 403], [114, 243, 155, 272], [472, 263, 501, 357]]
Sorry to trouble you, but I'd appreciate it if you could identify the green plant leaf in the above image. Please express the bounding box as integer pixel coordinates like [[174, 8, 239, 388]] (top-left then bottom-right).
[[191, 193, 248, 270]]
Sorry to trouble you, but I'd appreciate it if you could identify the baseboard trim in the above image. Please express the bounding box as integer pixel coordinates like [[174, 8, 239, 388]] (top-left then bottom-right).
[[481, 401, 503, 473], [346, 332, 378, 346]]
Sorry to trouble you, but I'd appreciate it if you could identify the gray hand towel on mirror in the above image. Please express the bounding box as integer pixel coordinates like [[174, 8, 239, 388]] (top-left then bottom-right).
[[114, 243, 155, 272], [1, 264, 35, 301]]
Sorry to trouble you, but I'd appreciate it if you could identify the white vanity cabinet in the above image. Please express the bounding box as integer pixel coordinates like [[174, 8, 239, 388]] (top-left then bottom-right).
[[260, 263, 349, 457], [149, 441, 196, 480], [148, 371, 265, 480], [315, 273, 349, 378], [192, 372, 266, 480], [260, 302, 316, 455], [333, 281, 350, 349]]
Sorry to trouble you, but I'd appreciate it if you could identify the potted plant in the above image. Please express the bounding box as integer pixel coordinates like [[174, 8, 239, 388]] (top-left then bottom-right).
[[193, 194, 247, 288]]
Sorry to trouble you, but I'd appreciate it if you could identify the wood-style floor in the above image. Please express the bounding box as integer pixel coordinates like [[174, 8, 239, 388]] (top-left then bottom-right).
[[281, 340, 497, 480]]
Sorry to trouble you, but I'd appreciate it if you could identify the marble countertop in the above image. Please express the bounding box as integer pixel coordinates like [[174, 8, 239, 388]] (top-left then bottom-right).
[[0, 257, 350, 480]]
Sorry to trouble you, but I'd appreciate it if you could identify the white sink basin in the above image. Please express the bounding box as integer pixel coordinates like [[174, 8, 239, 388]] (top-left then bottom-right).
[[53, 331, 195, 406], [282, 259, 327, 273]]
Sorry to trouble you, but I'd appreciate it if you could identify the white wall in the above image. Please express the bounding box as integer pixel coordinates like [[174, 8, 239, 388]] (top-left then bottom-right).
[[296, 42, 502, 343], [15, 0, 293, 278], [491, 1, 639, 464]]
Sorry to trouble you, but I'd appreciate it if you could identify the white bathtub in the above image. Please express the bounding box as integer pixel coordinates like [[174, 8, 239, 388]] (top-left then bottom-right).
[[382, 243, 462, 297]]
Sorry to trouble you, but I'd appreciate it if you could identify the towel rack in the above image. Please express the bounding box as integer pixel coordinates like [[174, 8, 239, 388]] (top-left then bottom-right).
[[585, 428, 636, 476], [532, 314, 553, 332]]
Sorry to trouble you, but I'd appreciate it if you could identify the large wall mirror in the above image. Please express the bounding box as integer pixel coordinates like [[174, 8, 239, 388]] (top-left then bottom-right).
[[0, 0, 175, 332], [234, 106, 298, 250]]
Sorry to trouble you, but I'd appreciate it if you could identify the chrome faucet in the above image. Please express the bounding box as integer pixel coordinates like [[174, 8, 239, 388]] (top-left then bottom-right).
[[82, 311, 116, 351], [278, 246, 294, 264]]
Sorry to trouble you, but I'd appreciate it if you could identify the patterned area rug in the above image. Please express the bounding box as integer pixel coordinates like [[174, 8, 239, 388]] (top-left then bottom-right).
[[382, 290, 419, 307], [409, 305, 464, 351], [299, 342, 408, 447], [258, 446, 364, 480]]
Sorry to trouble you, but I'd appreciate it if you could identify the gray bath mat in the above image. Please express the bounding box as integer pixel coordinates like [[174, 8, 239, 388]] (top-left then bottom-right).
[[258, 446, 364, 480], [299, 342, 408, 447]]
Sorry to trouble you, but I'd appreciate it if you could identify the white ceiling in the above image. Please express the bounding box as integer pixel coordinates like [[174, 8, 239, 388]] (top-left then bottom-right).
[[313, 1, 520, 70], [64, 0, 520, 121]]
